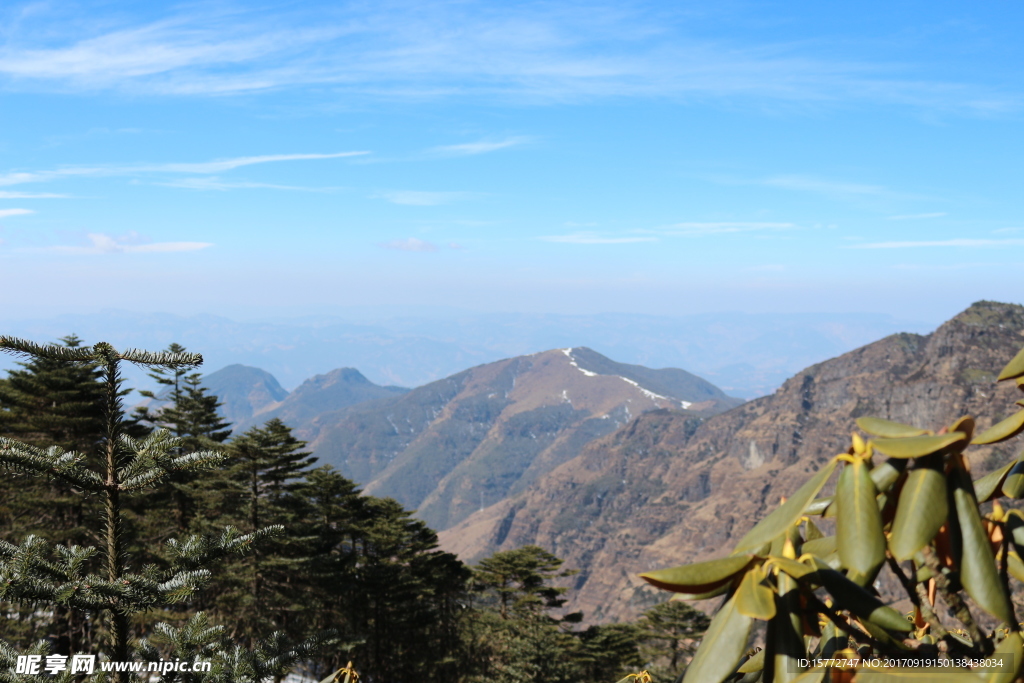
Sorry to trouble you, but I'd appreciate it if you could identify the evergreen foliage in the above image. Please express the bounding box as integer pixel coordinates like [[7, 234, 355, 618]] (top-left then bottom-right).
[[634, 601, 710, 681], [0, 337, 326, 683]]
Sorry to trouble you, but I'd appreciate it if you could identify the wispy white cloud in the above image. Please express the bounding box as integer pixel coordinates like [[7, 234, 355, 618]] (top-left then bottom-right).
[[0, 152, 367, 187], [993, 227, 1023, 234], [0, 208, 34, 218], [540, 232, 657, 244], [150, 152, 367, 174], [379, 237, 439, 252], [706, 172, 927, 203], [658, 221, 797, 235], [32, 232, 213, 254], [428, 138, 530, 157], [761, 175, 889, 197], [372, 190, 472, 206], [887, 212, 947, 220], [0, 4, 1012, 113], [848, 239, 1024, 249], [159, 177, 342, 192], [0, 191, 68, 198]]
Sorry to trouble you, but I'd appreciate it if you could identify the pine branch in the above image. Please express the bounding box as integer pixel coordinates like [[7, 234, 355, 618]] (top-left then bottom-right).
[[0, 438, 104, 491], [165, 525, 284, 571], [0, 336, 97, 363], [118, 348, 203, 369]]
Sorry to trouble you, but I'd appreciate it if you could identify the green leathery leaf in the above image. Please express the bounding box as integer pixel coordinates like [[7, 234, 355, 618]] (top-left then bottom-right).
[[1006, 552, 1024, 583], [640, 554, 754, 594], [949, 415, 975, 442], [870, 433, 966, 458], [681, 593, 754, 683], [998, 346, 1024, 381], [871, 458, 908, 494], [951, 464, 1014, 625], [814, 568, 912, 633], [771, 556, 815, 579], [768, 570, 806, 683], [1006, 511, 1024, 551], [981, 630, 1023, 683], [975, 459, 1017, 503], [856, 417, 928, 438], [668, 583, 733, 601], [805, 518, 824, 541], [801, 536, 836, 558], [1002, 460, 1024, 499], [974, 411, 1024, 445], [804, 497, 832, 515], [733, 459, 839, 554], [736, 568, 776, 620], [836, 456, 885, 580], [736, 648, 765, 673], [889, 466, 948, 561]]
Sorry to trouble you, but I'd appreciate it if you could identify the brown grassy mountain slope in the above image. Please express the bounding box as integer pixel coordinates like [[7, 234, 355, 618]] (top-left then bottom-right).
[[438, 301, 1024, 623], [306, 347, 741, 531]]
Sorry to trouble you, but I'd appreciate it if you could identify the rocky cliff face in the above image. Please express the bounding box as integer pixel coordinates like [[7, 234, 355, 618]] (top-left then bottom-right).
[[439, 301, 1024, 623]]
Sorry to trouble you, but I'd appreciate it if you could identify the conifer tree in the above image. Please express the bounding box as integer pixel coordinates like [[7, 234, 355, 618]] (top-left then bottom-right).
[[463, 546, 584, 683], [207, 419, 317, 644], [0, 335, 108, 653], [133, 346, 232, 534], [634, 601, 710, 681], [0, 337, 280, 682]]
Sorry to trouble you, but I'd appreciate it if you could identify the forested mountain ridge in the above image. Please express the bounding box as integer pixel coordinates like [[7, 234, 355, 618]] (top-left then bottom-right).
[[301, 347, 741, 531], [439, 301, 1024, 622]]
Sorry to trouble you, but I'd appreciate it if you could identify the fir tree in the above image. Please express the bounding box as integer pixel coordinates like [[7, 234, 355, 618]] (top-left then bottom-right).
[[207, 419, 317, 644], [133, 347, 232, 534], [0, 337, 281, 683], [635, 600, 710, 680], [0, 335, 107, 653], [462, 546, 583, 683]]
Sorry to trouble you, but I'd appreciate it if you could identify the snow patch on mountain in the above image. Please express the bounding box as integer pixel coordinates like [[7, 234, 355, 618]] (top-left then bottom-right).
[[561, 347, 598, 376]]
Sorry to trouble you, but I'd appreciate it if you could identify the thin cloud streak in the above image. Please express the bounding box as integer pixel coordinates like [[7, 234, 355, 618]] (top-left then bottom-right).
[[540, 233, 657, 244], [159, 178, 343, 192], [27, 233, 213, 254], [372, 190, 472, 206], [0, 208, 34, 218], [0, 4, 1015, 113], [379, 237, 439, 252], [887, 212, 947, 220], [848, 239, 1024, 249], [761, 175, 888, 197], [0, 152, 368, 187], [0, 191, 68, 198], [151, 152, 367, 174], [657, 221, 797, 235], [428, 138, 530, 157]]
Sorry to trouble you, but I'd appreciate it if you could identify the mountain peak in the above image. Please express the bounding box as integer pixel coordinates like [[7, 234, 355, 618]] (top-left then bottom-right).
[[949, 300, 1024, 328], [308, 347, 740, 532]]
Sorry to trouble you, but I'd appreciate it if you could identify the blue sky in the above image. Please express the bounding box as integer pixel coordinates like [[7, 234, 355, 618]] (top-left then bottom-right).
[[1, 1, 1022, 322]]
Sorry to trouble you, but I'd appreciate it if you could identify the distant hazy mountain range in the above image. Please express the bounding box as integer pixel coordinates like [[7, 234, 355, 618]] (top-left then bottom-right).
[[0, 309, 933, 399], [206, 347, 741, 532]]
